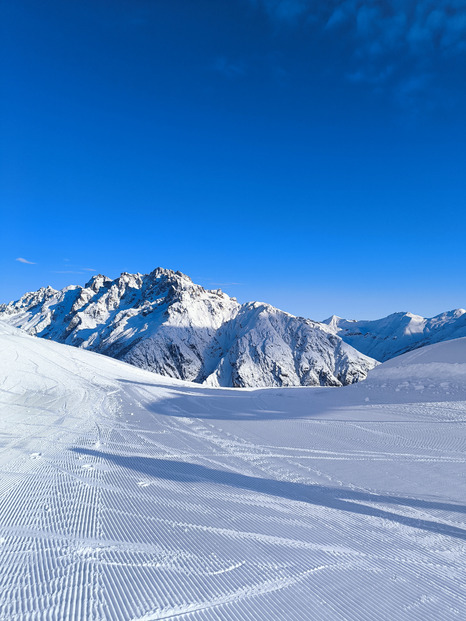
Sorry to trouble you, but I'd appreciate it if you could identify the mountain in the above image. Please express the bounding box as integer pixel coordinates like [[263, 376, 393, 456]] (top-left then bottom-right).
[[0, 267, 376, 387], [1, 321, 465, 620], [323, 309, 466, 362]]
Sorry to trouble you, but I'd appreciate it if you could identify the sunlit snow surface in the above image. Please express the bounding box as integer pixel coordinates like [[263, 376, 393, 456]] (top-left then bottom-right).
[[0, 322, 465, 620]]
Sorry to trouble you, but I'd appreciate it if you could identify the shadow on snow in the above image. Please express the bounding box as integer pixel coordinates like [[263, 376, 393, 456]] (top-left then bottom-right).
[[72, 447, 466, 541], [117, 377, 466, 422]]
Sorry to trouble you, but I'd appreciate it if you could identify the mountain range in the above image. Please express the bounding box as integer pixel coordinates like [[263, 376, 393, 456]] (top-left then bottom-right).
[[0, 268, 375, 388], [2, 267, 464, 386], [324, 309, 466, 362]]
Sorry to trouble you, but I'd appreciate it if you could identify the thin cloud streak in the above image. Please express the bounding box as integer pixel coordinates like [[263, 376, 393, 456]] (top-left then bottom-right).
[[209, 282, 243, 286], [52, 270, 84, 274], [16, 257, 36, 265]]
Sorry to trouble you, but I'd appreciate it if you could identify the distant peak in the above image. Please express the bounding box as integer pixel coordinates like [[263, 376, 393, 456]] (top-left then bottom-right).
[[24, 284, 57, 299], [442, 308, 466, 318], [405, 312, 423, 320], [148, 267, 192, 282], [323, 314, 342, 324], [85, 274, 112, 292]]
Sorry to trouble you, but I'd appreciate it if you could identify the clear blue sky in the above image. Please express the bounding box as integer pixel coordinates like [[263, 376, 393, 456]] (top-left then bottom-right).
[[1, 1, 465, 320]]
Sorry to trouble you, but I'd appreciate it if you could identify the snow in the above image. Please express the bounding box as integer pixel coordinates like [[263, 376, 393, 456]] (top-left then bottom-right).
[[0, 323, 465, 619]]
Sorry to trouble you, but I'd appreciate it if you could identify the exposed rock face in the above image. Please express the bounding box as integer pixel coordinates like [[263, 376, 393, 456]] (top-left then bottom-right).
[[0, 268, 377, 387], [323, 309, 466, 362]]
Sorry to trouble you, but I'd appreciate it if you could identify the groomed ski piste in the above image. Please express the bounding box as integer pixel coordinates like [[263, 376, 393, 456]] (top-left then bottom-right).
[[0, 322, 465, 620]]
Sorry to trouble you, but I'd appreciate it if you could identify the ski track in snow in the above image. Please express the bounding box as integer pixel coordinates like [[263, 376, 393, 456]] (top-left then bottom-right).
[[0, 324, 465, 620]]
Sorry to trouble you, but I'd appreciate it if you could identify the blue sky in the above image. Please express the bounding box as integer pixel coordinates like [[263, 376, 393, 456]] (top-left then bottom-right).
[[1, 0, 465, 320]]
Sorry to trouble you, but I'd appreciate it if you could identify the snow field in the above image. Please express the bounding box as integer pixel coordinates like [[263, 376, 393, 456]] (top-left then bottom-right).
[[0, 324, 465, 619]]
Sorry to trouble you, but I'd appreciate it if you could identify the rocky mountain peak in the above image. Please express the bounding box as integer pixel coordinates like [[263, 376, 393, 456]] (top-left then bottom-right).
[[85, 274, 113, 293]]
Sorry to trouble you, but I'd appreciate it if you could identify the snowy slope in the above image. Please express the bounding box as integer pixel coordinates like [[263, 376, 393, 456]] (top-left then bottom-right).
[[0, 268, 376, 387], [323, 308, 466, 362], [1, 324, 465, 620]]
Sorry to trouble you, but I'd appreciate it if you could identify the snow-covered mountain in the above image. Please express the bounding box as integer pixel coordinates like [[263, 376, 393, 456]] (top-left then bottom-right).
[[323, 309, 466, 362], [0, 268, 376, 387]]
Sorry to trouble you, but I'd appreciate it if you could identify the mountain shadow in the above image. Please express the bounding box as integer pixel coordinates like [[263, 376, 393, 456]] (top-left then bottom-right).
[[72, 448, 466, 541]]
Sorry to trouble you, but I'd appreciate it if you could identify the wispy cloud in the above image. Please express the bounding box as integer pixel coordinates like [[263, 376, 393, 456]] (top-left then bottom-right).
[[52, 270, 84, 274], [212, 56, 247, 78], [52, 266, 95, 275], [16, 257, 36, 265], [251, 0, 312, 21], [250, 1, 466, 106], [394, 73, 433, 111], [254, 0, 466, 57], [209, 282, 243, 286]]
